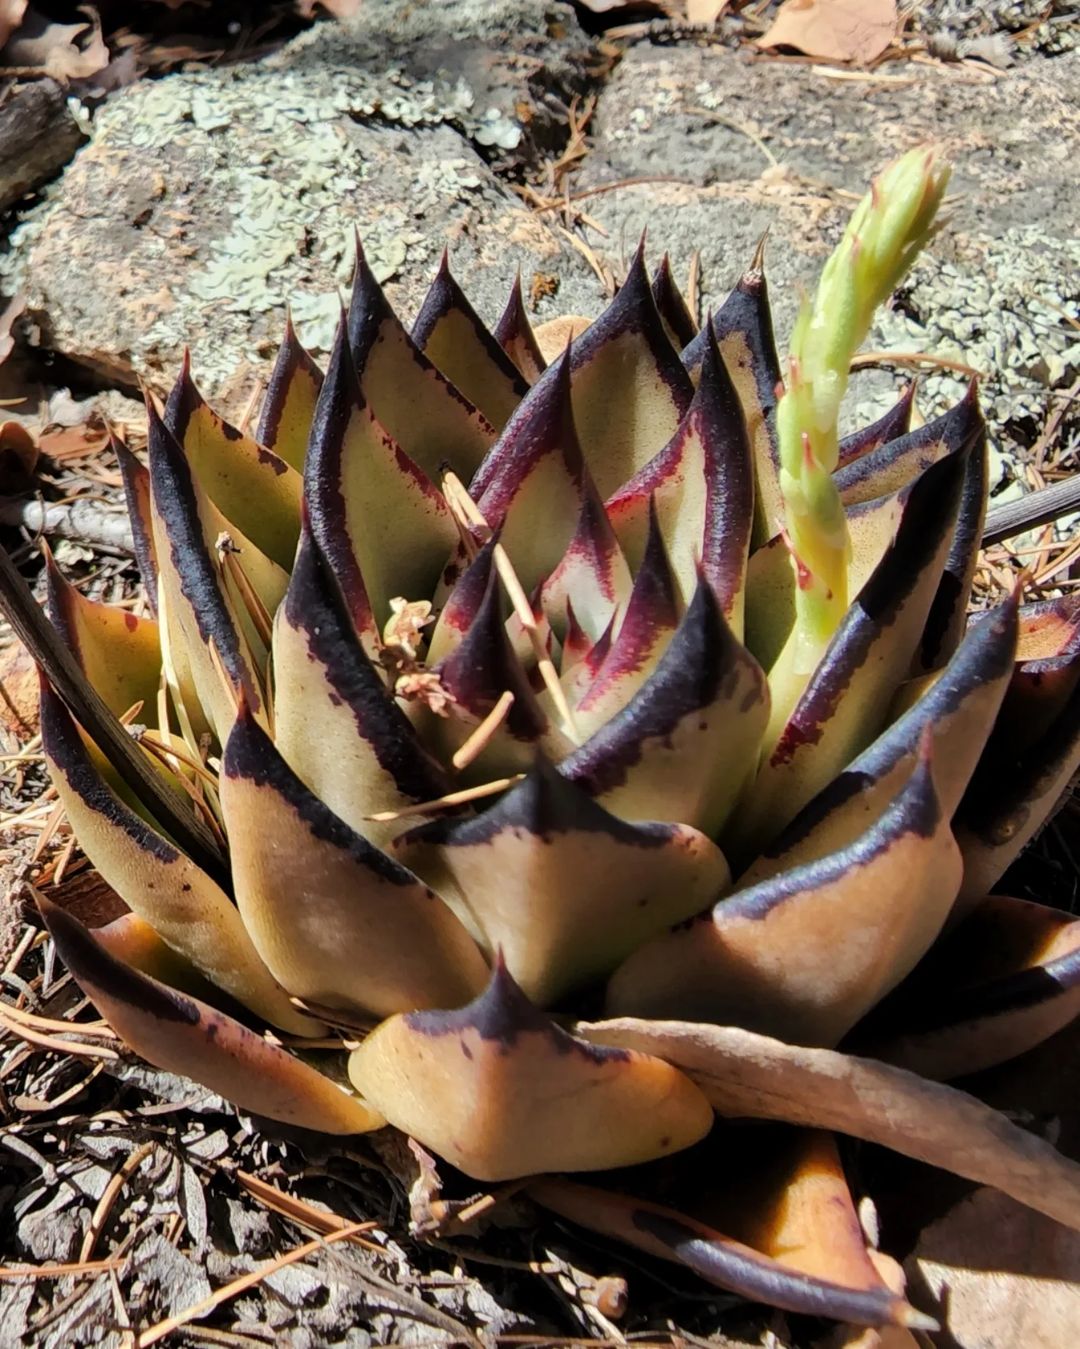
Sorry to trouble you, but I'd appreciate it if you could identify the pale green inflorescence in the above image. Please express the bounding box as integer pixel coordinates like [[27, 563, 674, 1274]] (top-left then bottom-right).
[[777, 146, 952, 674]]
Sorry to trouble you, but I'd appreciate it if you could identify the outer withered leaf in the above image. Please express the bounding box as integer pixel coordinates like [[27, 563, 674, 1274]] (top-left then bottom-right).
[[741, 594, 1019, 884], [304, 321, 458, 652], [580, 1017, 1080, 1232], [164, 358, 302, 570], [608, 750, 961, 1047], [412, 252, 531, 430], [40, 684, 315, 1035], [38, 893, 381, 1134], [559, 576, 769, 836], [220, 702, 488, 1019], [683, 251, 782, 547], [856, 895, 1080, 1080], [348, 956, 712, 1181], [347, 240, 495, 485], [606, 325, 754, 633], [739, 449, 967, 855], [474, 243, 693, 504], [398, 756, 729, 1006], [272, 528, 449, 850], [256, 313, 324, 472]]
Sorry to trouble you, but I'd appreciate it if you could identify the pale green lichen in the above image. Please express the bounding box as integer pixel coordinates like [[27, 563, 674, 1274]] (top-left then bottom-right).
[[858, 227, 1080, 502]]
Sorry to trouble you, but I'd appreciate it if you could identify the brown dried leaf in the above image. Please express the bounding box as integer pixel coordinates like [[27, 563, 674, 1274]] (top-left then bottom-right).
[[0, 0, 27, 50], [686, 0, 729, 21], [2, 6, 109, 81], [0, 638, 39, 738], [0, 293, 25, 367], [0, 419, 38, 490], [908, 1188, 1080, 1348], [580, 1018, 1080, 1231], [293, 0, 363, 17], [757, 0, 898, 66]]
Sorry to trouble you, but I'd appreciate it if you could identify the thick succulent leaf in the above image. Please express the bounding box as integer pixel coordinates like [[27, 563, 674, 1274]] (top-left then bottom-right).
[[856, 895, 1080, 1081], [346, 241, 495, 485], [220, 702, 488, 1019], [571, 501, 682, 737], [492, 273, 546, 384], [531, 1170, 929, 1331], [743, 487, 908, 677], [425, 533, 499, 669], [995, 596, 1080, 751], [429, 549, 571, 776], [707, 1128, 903, 1301], [475, 348, 598, 599], [742, 595, 1018, 884], [115, 435, 159, 612], [538, 492, 632, 648], [559, 577, 769, 835], [650, 253, 697, 350], [93, 911, 229, 1002], [683, 254, 782, 547], [164, 358, 302, 570], [411, 252, 531, 430], [837, 384, 916, 468], [147, 402, 271, 741], [398, 756, 729, 1006], [834, 385, 980, 508], [739, 449, 967, 855], [914, 419, 987, 673], [608, 751, 961, 1046], [474, 243, 693, 504], [255, 313, 324, 472], [558, 611, 616, 711], [954, 660, 1080, 900], [272, 528, 449, 850], [39, 684, 315, 1035], [0, 541, 226, 884], [580, 1017, 1080, 1232], [45, 550, 161, 723], [605, 326, 754, 633], [38, 894, 381, 1134], [304, 322, 459, 651], [348, 957, 713, 1181]]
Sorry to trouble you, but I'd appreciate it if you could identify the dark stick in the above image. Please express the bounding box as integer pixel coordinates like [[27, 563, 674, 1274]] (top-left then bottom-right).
[[983, 476, 1080, 547]]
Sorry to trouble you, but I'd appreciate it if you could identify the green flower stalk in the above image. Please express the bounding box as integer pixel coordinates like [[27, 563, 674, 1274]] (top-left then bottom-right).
[[777, 146, 951, 674]]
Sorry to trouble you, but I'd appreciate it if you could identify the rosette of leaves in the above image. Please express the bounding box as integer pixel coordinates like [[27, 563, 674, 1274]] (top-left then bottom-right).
[[4, 150, 1080, 1335]]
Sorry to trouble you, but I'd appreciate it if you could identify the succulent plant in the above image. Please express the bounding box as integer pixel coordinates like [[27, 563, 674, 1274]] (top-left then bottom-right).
[[4, 147, 1080, 1335]]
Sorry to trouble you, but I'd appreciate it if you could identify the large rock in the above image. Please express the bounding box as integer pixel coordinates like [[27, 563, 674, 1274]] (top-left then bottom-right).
[[575, 40, 1080, 468], [0, 0, 604, 406]]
